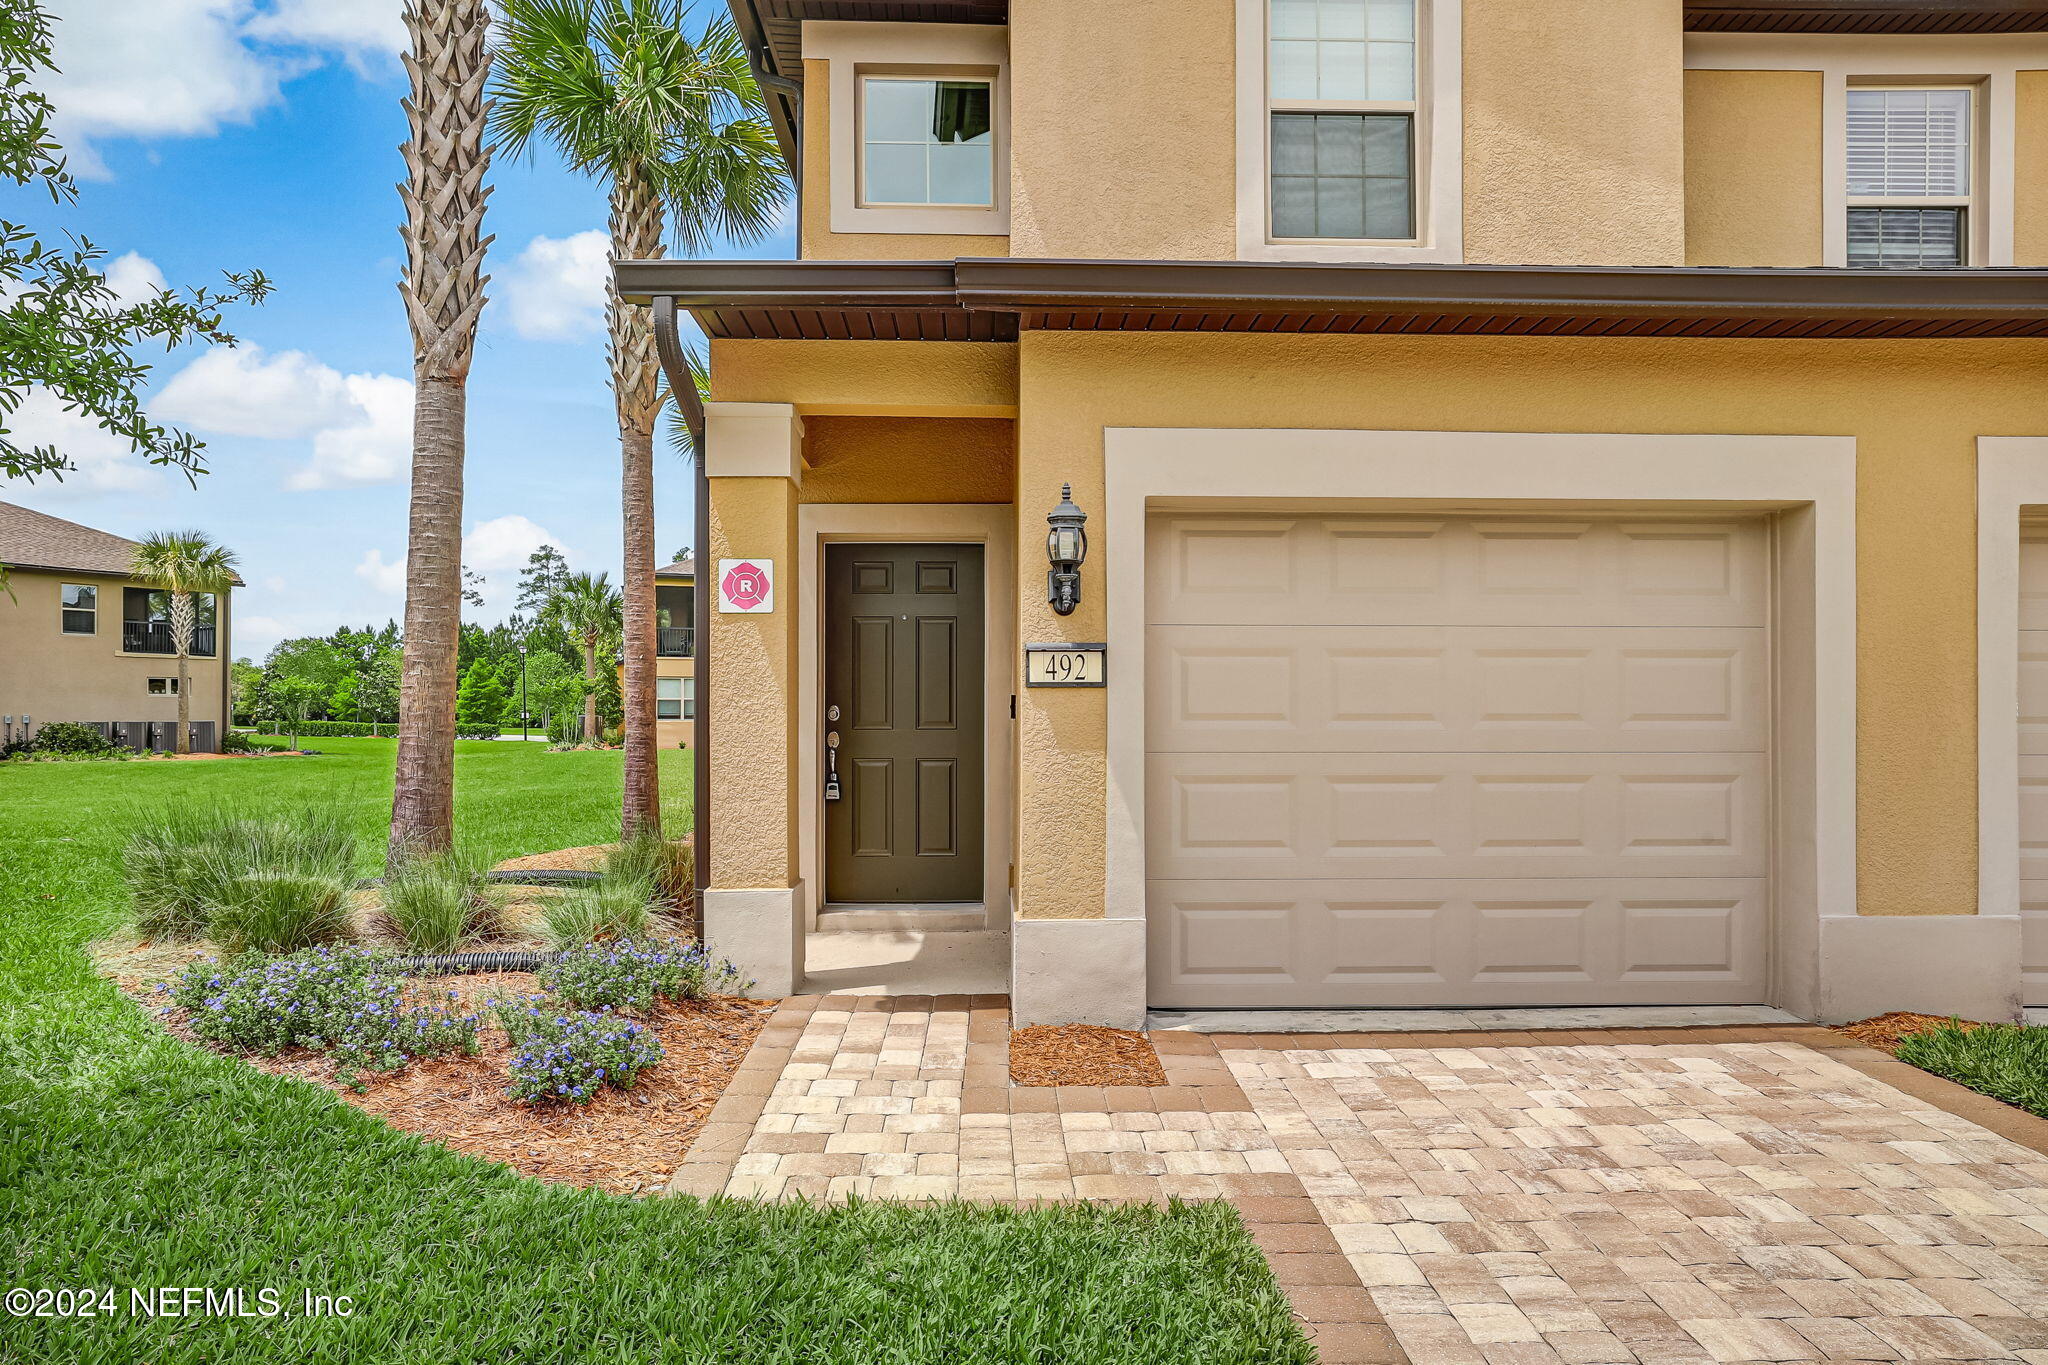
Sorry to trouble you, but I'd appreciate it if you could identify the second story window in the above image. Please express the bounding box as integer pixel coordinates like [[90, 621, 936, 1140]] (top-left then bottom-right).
[[60, 583, 96, 635], [860, 77, 993, 208], [1268, 0, 1416, 241], [1847, 87, 1972, 269]]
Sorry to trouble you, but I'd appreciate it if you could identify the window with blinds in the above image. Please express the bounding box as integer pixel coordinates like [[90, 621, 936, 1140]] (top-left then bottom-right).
[[1846, 87, 1971, 268], [1268, 0, 1417, 241]]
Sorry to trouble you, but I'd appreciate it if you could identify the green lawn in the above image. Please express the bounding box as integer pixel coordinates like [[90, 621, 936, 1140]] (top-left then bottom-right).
[[0, 739, 1309, 1364]]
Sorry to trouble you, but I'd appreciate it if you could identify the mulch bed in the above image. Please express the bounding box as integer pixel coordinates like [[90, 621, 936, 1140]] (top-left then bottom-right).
[[1833, 1011, 1996, 1056], [143, 972, 775, 1194], [491, 844, 615, 874], [1008, 1024, 1168, 1087]]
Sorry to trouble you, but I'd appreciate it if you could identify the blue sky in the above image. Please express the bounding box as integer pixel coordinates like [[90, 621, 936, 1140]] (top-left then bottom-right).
[[2, 0, 793, 659]]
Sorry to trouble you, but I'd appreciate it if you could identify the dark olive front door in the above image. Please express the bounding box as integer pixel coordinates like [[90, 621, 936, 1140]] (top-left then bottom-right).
[[825, 544, 985, 903]]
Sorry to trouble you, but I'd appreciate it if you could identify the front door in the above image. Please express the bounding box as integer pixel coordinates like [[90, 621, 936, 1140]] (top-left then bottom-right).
[[825, 543, 985, 903]]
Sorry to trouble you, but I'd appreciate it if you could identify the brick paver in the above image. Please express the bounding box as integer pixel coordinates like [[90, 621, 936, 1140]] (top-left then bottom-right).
[[669, 999, 2048, 1365], [1228, 1037, 2048, 1365]]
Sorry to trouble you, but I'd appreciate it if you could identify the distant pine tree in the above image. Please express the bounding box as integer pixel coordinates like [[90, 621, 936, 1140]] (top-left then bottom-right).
[[455, 661, 508, 739]]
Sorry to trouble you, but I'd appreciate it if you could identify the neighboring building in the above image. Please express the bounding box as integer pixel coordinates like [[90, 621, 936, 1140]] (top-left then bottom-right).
[[0, 502, 234, 752], [617, 0, 2048, 1028], [656, 556, 697, 748]]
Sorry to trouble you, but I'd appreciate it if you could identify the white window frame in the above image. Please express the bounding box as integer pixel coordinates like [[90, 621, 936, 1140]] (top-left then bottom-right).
[[1236, 0, 1463, 262], [148, 677, 178, 696], [1845, 82, 1978, 268], [1685, 32, 2043, 269], [656, 676, 684, 721], [682, 675, 697, 721], [60, 583, 96, 635], [807, 20, 1010, 237]]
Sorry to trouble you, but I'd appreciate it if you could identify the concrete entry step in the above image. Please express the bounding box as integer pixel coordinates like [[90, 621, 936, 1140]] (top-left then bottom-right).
[[815, 903, 986, 933], [1147, 1004, 1806, 1033]]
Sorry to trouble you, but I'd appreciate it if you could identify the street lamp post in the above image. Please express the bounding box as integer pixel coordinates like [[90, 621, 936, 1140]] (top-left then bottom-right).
[[518, 642, 529, 742]]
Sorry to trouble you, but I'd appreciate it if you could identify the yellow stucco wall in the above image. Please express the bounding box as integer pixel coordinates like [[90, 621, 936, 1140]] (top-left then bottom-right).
[[706, 477, 800, 888], [798, 59, 1009, 262], [0, 568, 229, 731], [1684, 69, 1825, 267], [799, 416, 1015, 504], [709, 339, 1017, 415], [1007, 0, 1237, 260], [2020, 71, 2048, 268], [1463, 0, 1687, 265], [1011, 330, 2048, 921]]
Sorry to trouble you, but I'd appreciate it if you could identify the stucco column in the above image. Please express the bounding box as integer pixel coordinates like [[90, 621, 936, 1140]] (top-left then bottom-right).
[[1009, 339, 1146, 1029], [703, 401, 806, 995]]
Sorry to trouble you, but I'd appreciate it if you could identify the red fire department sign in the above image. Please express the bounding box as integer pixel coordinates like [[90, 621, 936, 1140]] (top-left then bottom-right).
[[717, 559, 774, 613]]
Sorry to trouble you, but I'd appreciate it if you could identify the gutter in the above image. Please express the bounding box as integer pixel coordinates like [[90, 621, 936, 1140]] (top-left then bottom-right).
[[651, 296, 711, 934]]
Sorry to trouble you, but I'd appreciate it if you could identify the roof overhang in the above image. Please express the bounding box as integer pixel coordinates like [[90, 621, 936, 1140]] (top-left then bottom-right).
[[617, 257, 2048, 342]]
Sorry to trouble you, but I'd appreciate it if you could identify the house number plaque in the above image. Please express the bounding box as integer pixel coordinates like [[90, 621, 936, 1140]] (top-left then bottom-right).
[[1025, 642, 1107, 688]]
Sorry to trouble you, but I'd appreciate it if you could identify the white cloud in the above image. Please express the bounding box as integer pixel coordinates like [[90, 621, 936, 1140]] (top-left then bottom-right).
[[294, 373, 412, 489], [37, 0, 401, 175], [499, 231, 611, 341], [155, 344, 354, 439], [464, 514, 563, 573], [1, 389, 156, 496], [104, 252, 168, 306], [244, 0, 406, 63], [153, 343, 414, 490], [355, 548, 406, 595]]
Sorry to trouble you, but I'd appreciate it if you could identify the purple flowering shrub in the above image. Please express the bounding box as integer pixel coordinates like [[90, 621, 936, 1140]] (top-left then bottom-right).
[[162, 946, 480, 1078], [536, 938, 747, 1013], [494, 999, 664, 1104]]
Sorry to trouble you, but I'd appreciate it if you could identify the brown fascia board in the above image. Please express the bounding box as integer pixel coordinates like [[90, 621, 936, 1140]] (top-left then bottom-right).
[[953, 258, 2048, 326], [615, 256, 2048, 331], [1686, 1, 2048, 30]]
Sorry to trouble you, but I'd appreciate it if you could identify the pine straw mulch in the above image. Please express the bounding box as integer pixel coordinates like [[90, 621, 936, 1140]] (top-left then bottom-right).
[[1832, 1011, 1998, 1056], [137, 971, 776, 1195], [1008, 1024, 1169, 1087], [491, 844, 616, 874]]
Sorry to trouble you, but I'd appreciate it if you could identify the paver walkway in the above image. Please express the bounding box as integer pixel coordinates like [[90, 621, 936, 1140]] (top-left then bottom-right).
[[670, 996, 2048, 1365]]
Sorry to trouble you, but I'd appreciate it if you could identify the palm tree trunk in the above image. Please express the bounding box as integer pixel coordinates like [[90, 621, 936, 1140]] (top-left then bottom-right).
[[171, 590, 194, 754], [610, 167, 664, 837], [389, 0, 492, 867], [582, 639, 599, 741]]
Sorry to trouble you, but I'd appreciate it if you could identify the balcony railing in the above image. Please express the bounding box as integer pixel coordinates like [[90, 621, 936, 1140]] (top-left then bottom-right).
[[123, 621, 216, 657], [657, 627, 694, 657]]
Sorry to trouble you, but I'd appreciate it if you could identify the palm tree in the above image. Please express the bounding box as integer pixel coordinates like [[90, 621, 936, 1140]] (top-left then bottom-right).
[[490, 0, 786, 837], [545, 570, 622, 741], [129, 531, 239, 755], [389, 0, 495, 866]]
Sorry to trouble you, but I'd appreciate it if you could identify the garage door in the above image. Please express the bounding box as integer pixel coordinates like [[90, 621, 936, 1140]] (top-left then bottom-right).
[[1146, 511, 1772, 1008], [2020, 525, 2048, 1002]]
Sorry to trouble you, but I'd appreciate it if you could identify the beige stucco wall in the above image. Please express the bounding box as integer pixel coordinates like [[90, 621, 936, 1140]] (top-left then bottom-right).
[[1009, 329, 2048, 921], [2020, 70, 2048, 268], [799, 416, 1015, 504], [0, 568, 229, 734], [1463, 0, 1687, 265], [656, 650, 693, 751], [1684, 69, 1825, 267], [706, 477, 800, 888], [709, 339, 1017, 416], [798, 58, 1009, 262], [1007, 0, 1236, 260]]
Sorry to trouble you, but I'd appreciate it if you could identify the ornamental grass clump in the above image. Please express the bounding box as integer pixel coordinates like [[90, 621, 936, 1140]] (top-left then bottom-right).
[[125, 806, 358, 951], [162, 946, 479, 1080], [494, 998, 663, 1104], [381, 850, 502, 953], [538, 938, 746, 1012]]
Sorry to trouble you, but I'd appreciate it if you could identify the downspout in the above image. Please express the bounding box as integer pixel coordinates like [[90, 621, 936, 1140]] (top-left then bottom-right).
[[652, 295, 710, 933], [757, 72, 803, 238]]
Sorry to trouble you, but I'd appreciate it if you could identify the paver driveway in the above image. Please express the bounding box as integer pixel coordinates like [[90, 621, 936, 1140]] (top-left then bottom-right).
[[671, 997, 2048, 1364]]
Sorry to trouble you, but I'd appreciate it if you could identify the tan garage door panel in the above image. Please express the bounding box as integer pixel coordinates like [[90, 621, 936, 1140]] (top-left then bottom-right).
[[1147, 625, 1769, 754], [2017, 527, 2048, 999], [1146, 511, 1771, 1008]]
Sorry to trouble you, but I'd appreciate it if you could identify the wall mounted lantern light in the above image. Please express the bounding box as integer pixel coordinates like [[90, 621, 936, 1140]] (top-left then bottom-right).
[[1046, 483, 1088, 616]]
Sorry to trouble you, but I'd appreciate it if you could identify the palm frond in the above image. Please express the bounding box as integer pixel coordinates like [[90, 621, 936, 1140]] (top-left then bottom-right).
[[661, 338, 710, 462]]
